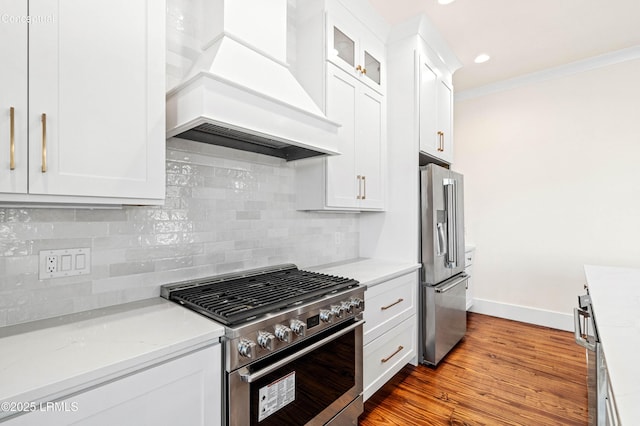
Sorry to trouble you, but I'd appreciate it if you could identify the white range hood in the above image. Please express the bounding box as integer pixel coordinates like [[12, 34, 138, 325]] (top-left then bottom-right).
[[166, 0, 341, 161]]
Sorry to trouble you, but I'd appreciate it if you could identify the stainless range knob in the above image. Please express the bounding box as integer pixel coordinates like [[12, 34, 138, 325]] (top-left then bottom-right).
[[237, 339, 257, 358], [290, 319, 306, 336], [257, 331, 276, 351], [330, 304, 345, 319], [341, 301, 354, 314], [274, 324, 292, 343], [350, 297, 364, 310], [319, 309, 334, 323]]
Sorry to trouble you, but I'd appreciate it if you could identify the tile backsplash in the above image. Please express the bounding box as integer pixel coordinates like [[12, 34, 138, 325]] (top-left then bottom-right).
[[0, 139, 359, 327]]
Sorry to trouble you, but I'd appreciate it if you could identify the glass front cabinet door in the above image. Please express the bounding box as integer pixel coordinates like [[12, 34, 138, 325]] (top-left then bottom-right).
[[327, 13, 384, 92]]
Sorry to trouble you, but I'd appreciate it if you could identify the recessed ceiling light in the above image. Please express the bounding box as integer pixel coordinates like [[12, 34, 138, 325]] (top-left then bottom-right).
[[437, 0, 456, 4], [474, 54, 491, 64]]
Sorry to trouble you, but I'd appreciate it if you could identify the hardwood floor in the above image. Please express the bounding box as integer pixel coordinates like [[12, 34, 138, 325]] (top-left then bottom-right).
[[359, 313, 588, 426]]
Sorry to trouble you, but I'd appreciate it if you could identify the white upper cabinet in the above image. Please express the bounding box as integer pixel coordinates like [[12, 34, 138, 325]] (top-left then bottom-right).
[[325, 65, 358, 208], [0, 0, 28, 195], [386, 15, 461, 167], [295, 0, 386, 211], [419, 54, 454, 164], [323, 63, 384, 210], [0, 0, 165, 206], [327, 10, 385, 93]]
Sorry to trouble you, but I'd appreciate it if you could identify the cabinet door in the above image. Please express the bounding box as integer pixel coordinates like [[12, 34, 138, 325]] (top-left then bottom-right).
[[327, 14, 358, 78], [437, 79, 454, 163], [326, 64, 358, 208], [356, 85, 384, 209], [28, 0, 165, 200], [0, 0, 28, 194], [364, 316, 416, 401], [3, 345, 222, 426], [358, 30, 385, 93], [419, 58, 454, 164], [419, 60, 440, 158], [327, 12, 384, 94]]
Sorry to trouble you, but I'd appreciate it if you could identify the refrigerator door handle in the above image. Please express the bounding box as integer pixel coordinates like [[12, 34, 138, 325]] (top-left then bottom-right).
[[444, 178, 457, 268], [573, 308, 596, 351], [434, 274, 468, 293]]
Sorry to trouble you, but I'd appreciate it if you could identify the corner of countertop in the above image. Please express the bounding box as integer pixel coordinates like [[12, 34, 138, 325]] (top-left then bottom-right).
[[306, 257, 421, 287]]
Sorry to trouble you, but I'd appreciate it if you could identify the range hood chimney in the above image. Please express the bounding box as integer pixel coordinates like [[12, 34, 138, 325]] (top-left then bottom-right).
[[166, 0, 341, 161]]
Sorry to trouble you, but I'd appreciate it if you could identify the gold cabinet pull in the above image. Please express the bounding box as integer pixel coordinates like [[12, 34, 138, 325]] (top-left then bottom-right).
[[356, 64, 362, 73], [9, 107, 15, 170], [356, 175, 362, 199], [380, 298, 404, 310], [362, 68, 367, 75], [381, 345, 404, 363], [41, 113, 47, 173], [437, 131, 444, 152], [362, 175, 366, 199]]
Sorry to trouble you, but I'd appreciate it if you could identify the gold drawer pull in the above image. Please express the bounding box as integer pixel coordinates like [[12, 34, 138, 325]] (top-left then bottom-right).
[[41, 113, 47, 173], [381, 345, 404, 363], [380, 298, 404, 311], [9, 107, 15, 170]]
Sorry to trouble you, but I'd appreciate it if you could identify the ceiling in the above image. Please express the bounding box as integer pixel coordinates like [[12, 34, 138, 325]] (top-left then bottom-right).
[[368, 0, 640, 92]]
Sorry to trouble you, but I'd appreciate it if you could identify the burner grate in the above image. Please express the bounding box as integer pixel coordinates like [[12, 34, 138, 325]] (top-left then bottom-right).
[[169, 267, 359, 326]]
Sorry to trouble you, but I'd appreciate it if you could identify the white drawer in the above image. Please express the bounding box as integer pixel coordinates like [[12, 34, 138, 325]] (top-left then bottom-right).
[[364, 272, 417, 345], [363, 316, 416, 401]]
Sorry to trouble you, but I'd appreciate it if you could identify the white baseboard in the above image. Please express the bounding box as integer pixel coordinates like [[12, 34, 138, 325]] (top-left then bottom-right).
[[469, 298, 573, 332]]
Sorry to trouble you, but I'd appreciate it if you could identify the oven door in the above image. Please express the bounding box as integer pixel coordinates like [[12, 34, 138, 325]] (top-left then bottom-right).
[[228, 319, 364, 426]]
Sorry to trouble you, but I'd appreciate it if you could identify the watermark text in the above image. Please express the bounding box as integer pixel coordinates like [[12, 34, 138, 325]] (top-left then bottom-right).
[[1, 14, 55, 24], [1, 401, 78, 413]]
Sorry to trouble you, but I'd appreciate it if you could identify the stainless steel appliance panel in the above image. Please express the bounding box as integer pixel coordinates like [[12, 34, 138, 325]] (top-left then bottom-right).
[[421, 274, 467, 366], [161, 265, 364, 426], [574, 295, 608, 426], [420, 164, 465, 285], [228, 319, 363, 425]]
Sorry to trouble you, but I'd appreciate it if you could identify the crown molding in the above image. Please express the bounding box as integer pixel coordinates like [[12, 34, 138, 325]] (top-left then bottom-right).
[[456, 45, 640, 102]]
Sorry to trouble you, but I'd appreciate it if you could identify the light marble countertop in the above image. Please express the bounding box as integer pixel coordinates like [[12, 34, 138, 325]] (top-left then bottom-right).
[[0, 298, 224, 420], [584, 265, 640, 424], [308, 257, 421, 287]]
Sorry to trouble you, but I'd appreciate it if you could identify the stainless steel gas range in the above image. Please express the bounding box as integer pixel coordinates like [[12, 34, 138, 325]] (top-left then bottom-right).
[[161, 264, 365, 426]]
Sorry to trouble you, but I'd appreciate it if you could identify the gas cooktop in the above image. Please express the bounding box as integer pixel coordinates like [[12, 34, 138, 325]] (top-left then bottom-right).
[[160, 264, 359, 326]]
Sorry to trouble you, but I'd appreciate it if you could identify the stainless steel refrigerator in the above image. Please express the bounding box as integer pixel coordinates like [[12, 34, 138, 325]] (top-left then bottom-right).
[[419, 163, 468, 366]]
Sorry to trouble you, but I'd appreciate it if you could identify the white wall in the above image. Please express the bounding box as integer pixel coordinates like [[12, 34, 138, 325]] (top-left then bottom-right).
[[454, 58, 640, 330]]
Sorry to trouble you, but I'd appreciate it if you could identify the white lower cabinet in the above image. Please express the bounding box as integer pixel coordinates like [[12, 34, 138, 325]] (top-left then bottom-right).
[[364, 316, 416, 401], [363, 271, 418, 401], [5, 344, 221, 426], [464, 246, 475, 310]]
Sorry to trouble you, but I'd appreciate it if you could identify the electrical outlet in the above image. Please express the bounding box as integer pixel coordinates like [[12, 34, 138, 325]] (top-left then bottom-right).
[[39, 248, 91, 280], [46, 255, 58, 273]]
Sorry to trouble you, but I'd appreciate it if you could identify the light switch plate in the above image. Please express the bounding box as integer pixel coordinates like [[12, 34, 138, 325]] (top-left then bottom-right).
[[39, 248, 91, 280]]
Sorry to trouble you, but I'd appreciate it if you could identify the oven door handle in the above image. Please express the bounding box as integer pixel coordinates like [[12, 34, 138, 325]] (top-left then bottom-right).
[[239, 319, 365, 383], [573, 308, 596, 351]]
